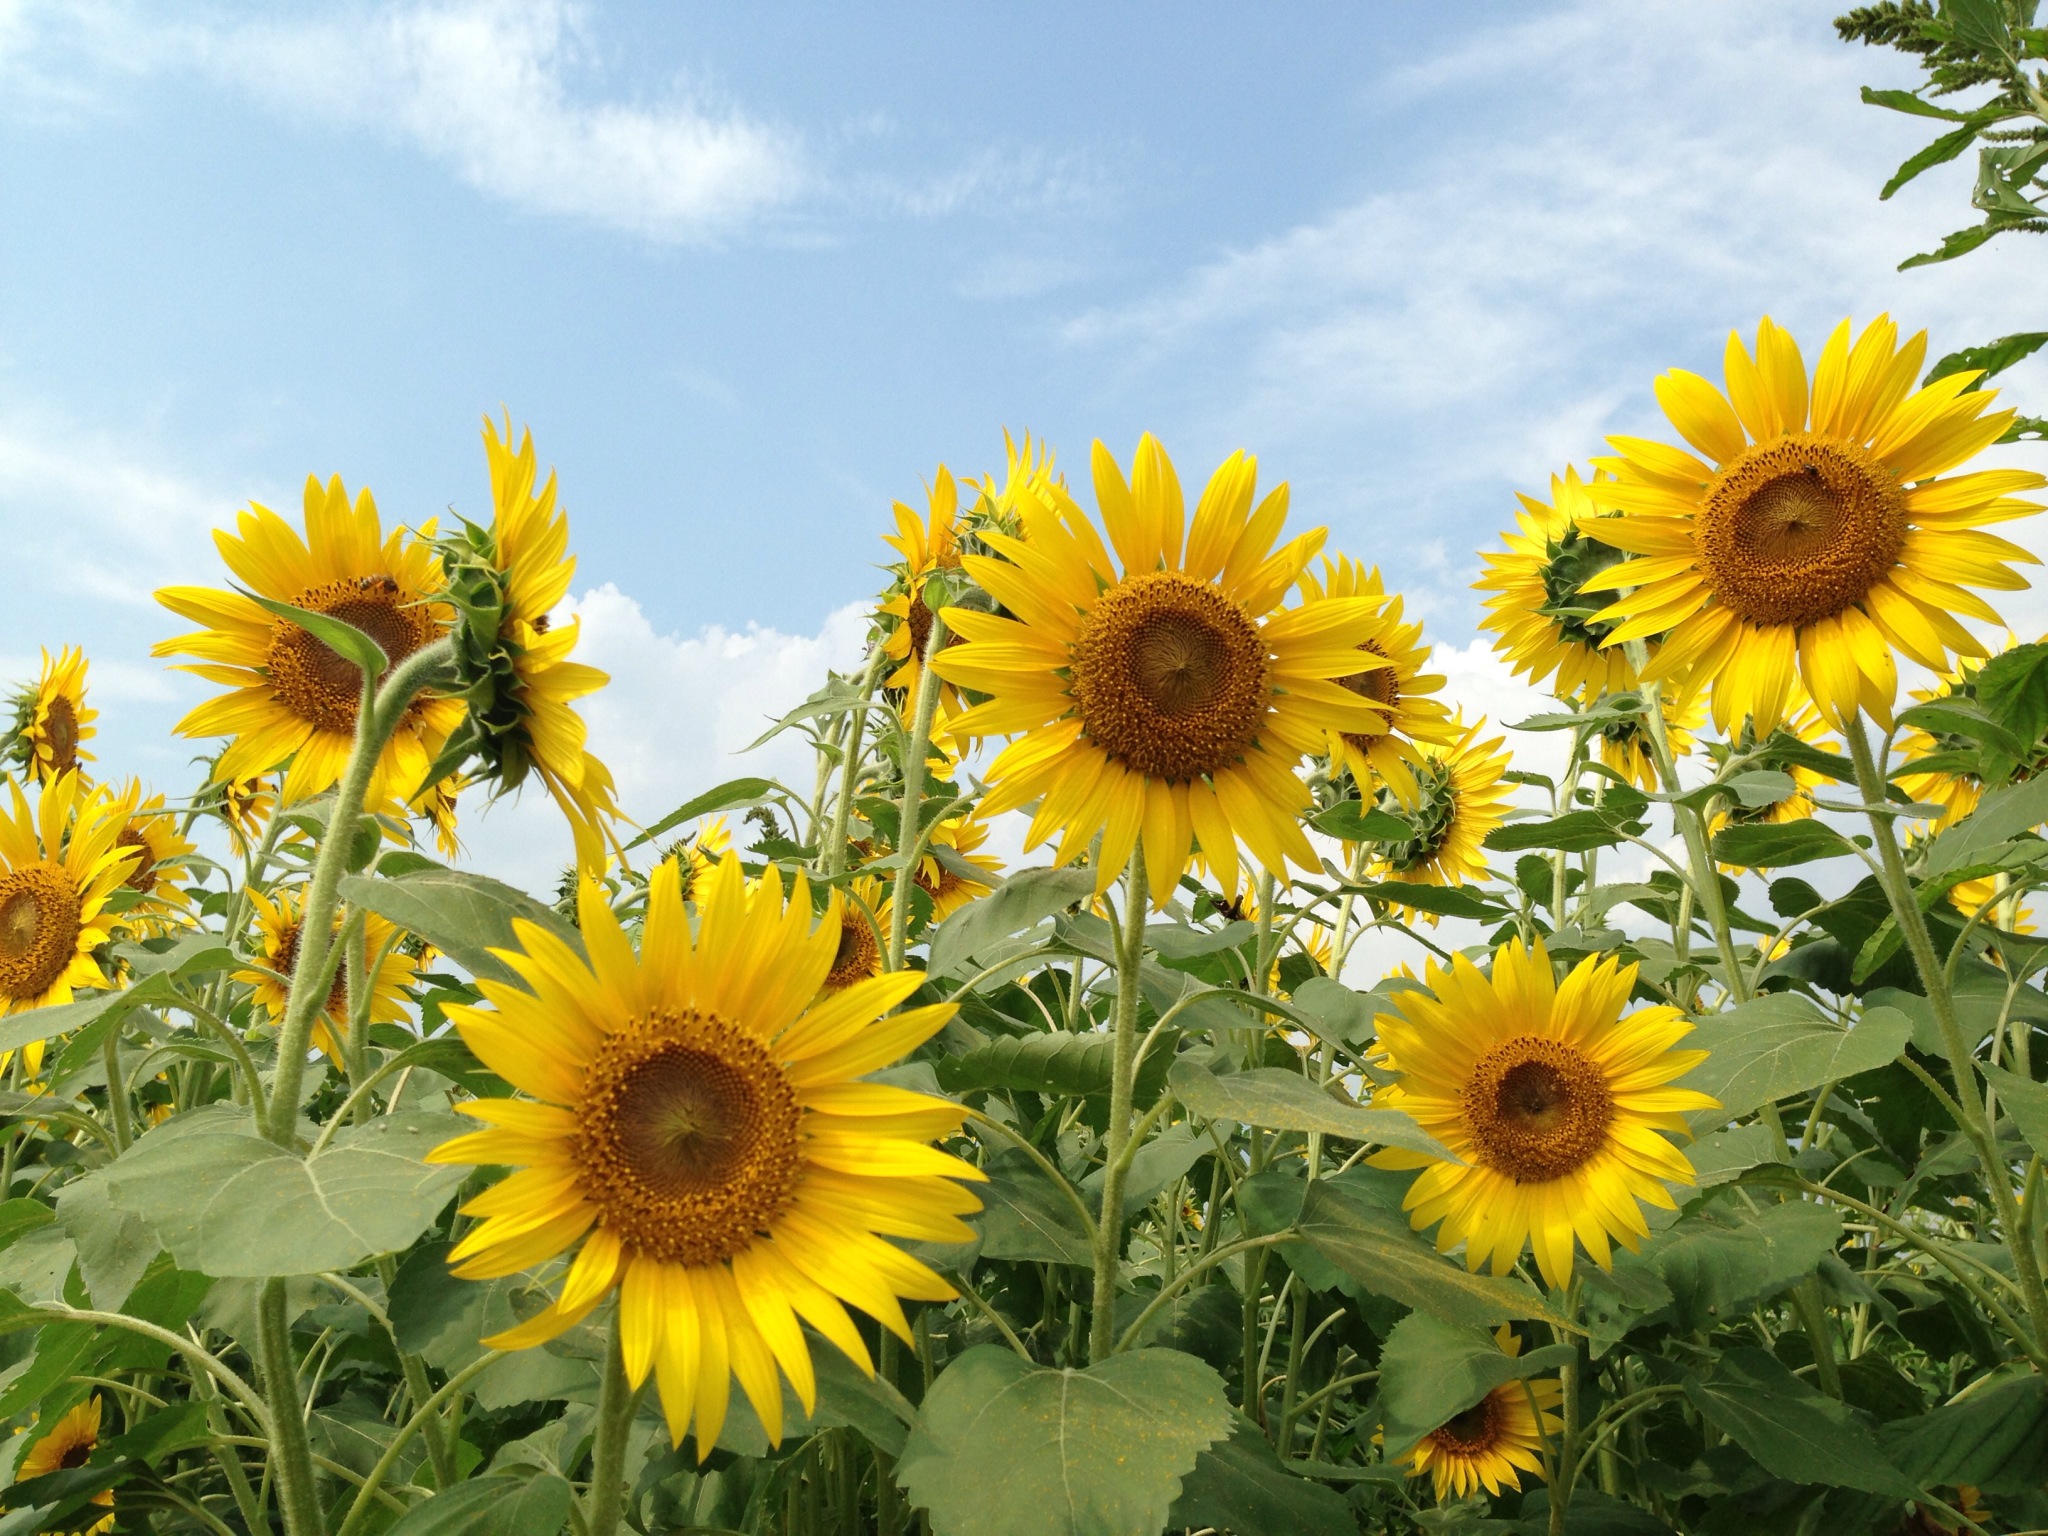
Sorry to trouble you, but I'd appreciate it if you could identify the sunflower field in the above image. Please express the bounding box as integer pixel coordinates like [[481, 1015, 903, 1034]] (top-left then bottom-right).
[[5, 12, 2048, 1536]]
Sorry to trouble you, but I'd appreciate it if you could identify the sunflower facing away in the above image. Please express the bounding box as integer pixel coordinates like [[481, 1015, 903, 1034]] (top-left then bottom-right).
[[1401, 1328, 1563, 1502], [429, 854, 983, 1453], [155, 475, 461, 807], [878, 467, 967, 731], [1365, 718, 1514, 918], [238, 887, 419, 1063], [106, 779, 198, 932], [0, 775, 134, 1071], [1579, 315, 2046, 733], [1369, 937, 1716, 1288], [972, 428, 1063, 540], [1893, 639, 2048, 829], [210, 771, 275, 857], [1597, 687, 1705, 794], [822, 875, 889, 994], [5, 647, 96, 788], [411, 774, 466, 861], [931, 435, 1389, 899], [1297, 555, 1459, 805], [18, 1395, 114, 1534]]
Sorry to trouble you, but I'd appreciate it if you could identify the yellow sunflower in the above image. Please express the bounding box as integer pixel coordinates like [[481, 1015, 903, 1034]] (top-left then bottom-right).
[[1948, 873, 2035, 934], [973, 429, 1063, 539], [913, 812, 1002, 922], [661, 815, 735, 907], [1890, 640, 2048, 829], [17, 1396, 113, 1534], [1402, 1328, 1563, 1502], [427, 854, 984, 1454], [0, 775, 134, 1074], [212, 772, 275, 857], [106, 779, 198, 931], [1296, 556, 1459, 805], [1370, 937, 1716, 1288], [1579, 315, 2045, 733], [5, 646, 96, 787], [239, 887, 419, 1063], [154, 475, 462, 807], [1708, 697, 1831, 872], [1597, 687, 1706, 793], [437, 419, 620, 872], [930, 435, 1387, 901], [1477, 467, 1645, 701], [878, 467, 966, 718], [823, 875, 889, 994], [1365, 719, 1514, 919], [409, 775, 465, 861]]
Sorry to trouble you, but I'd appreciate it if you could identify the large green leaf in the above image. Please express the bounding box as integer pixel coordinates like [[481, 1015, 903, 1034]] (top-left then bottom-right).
[[1680, 996, 1911, 1127], [973, 1159, 1094, 1268], [55, 1170, 160, 1309], [1167, 1058, 1447, 1158], [1881, 1375, 2048, 1495], [1376, 1312, 1574, 1458], [1166, 1417, 1354, 1536], [928, 867, 1097, 979], [1637, 1194, 1842, 1334], [1294, 1179, 1563, 1326], [1982, 1062, 2048, 1162], [1685, 1347, 1911, 1495], [1924, 773, 2048, 877], [1710, 820, 1861, 868], [382, 1470, 573, 1536], [895, 1346, 1234, 1536], [337, 868, 582, 985], [0, 931, 236, 1057], [1976, 640, 2048, 747], [1485, 810, 1638, 854], [103, 1111, 468, 1277]]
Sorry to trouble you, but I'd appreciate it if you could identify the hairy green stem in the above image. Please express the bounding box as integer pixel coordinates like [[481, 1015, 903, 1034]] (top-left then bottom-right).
[[100, 1025, 132, 1153], [888, 614, 949, 973], [582, 1329, 640, 1536], [331, 1351, 500, 1536], [256, 1279, 326, 1536], [1089, 845, 1149, 1364], [1638, 673, 1749, 1006], [825, 647, 887, 878]]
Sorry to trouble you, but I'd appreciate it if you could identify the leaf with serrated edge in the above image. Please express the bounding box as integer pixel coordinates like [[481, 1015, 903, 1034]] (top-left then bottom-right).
[[1680, 995, 1910, 1129], [1168, 1059, 1449, 1159]]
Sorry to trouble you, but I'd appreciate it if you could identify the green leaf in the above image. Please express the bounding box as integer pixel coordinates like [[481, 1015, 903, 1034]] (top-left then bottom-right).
[[1640, 1195, 1843, 1334], [0, 1199, 54, 1254], [1288, 976, 1378, 1046], [1685, 1122, 1784, 1187], [55, 1171, 159, 1309], [1901, 220, 2003, 269], [1881, 121, 1985, 199], [1685, 1347, 1911, 1494], [896, 1346, 1235, 1536], [382, 1470, 574, 1536], [934, 1032, 1170, 1103], [1484, 811, 1635, 854], [0, 1322, 96, 1418], [1898, 696, 2032, 760], [1308, 802, 1412, 842], [1861, 85, 1976, 122], [1679, 995, 1911, 1127], [103, 1111, 468, 1277], [1166, 1417, 1355, 1536], [337, 867, 583, 985], [1924, 772, 2048, 876], [1976, 640, 2048, 747], [238, 588, 393, 686], [974, 1160, 1094, 1268], [102, 1401, 213, 1466], [927, 867, 1096, 979], [1947, 0, 2013, 56], [1166, 1059, 1448, 1159], [1927, 331, 2048, 386], [1982, 1062, 2048, 1161], [1345, 880, 1505, 920], [1722, 770, 1800, 807], [1377, 1312, 1574, 1459], [1710, 820, 1860, 868], [627, 776, 782, 849], [0, 931, 237, 1058], [1881, 1374, 2048, 1494], [1294, 1179, 1563, 1326]]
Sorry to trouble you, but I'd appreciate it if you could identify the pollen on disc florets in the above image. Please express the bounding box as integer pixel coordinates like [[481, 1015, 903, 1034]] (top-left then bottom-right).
[[1461, 1036, 1614, 1183], [1428, 1393, 1505, 1456], [1696, 433, 1906, 629], [115, 828, 157, 893], [1338, 640, 1399, 751], [0, 862, 82, 1001], [1068, 570, 1269, 782], [574, 1010, 805, 1267], [267, 576, 439, 735], [825, 910, 880, 992]]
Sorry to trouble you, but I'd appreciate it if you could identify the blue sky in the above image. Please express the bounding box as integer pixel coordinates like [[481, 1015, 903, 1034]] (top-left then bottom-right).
[[4, 0, 2047, 887]]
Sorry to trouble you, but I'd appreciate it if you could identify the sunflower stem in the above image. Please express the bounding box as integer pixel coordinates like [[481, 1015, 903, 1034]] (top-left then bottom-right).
[[1547, 1280, 1582, 1536], [1636, 671, 1750, 1008], [888, 616, 949, 973], [266, 637, 452, 1147], [256, 1278, 326, 1536], [99, 1025, 131, 1153], [826, 647, 888, 879], [1089, 843, 1149, 1365], [581, 1328, 639, 1536], [1842, 714, 2048, 1354]]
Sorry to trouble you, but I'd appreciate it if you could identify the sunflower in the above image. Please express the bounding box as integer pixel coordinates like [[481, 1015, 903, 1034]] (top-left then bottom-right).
[[878, 467, 966, 718], [1364, 719, 1514, 919], [105, 779, 198, 931], [1891, 642, 2048, 828], [973, 429, 1063, 540], [1296, 556, 1459, 805], [1708, 697, 1831, 872], [659, 815, 735, 907], [1477, 467, 1645, 701], [0, 775, 134, 1074], [1948, 873, 2035, 934], [1369, 937, 1716, 1288], [427, 853, 984, 1454], [436, 418, 620, 872], [1401, 1328, 1563, 1502], [930, 435, 1387, 901], [1579, 315, 2046, 733], [212, 772, 275, 857], [154, 475, 461, 807], [1597, 687, 1706, 793], [17, 1396, 113, 1534], [913, 812, 1002, 922], [823, 876, 889, 993], [410, 775, 465, 861], [5, 647, 96, 787], [239, 887, 419, 1063]]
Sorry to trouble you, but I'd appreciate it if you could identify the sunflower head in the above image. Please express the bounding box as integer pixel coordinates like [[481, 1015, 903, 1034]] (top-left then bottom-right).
[[428, 854, 982, 1455], [1369, 937, 1717, 1288], [0, 775, 135, 1045], [410, 774, 466, 861], [237, 887, 418, 1062], [1581, 315, 2046, 734], [878, 467, 970, 717], [18, 1395, 113, 1530], [429, 417, 619, 872], [657, 815, 734, 905], [1363, 719, 1514, 920], [823, 875, 889, 993], [911, 813, 1001, 923], [106, 778, 198, 931], [5, 646, 96, 787], [1402, 1328, 1564, 1502]]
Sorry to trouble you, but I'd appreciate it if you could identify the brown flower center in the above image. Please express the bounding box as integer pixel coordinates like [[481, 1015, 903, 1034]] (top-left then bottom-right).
[[574, 1010, 804, 1266], [1338, 640, 1399, 752], [115, 828, 157, 893], [1696, 433, 1905, 629], [273, 919, 349, 1015], [1069, 571, 1268, 781], [266, 576, 441, 735], [1428, 1390, 1504, 1455], [58, 1440, 91, 1470], [0, 862, 81, 1002], [825, 909, 880, 992], [1461, 1036, 1614, 1183], [42, 697, 79, 774]]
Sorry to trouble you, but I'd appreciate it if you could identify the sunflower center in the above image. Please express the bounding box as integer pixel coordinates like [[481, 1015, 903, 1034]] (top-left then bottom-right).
[[115, 828, 157, 893], [1429, 1392, 1503, 1454], [42, 697, 80, 773], [1697, 433, 1905, 629], [266, 577, 440, 735], [0, 863, 82, 1002], [826, 910, 880, 992], [1337, 640, 1399, 753], [574, 1010, 803, 1266], [907, 591, 934, 661], [273, 920, 348, 1014], [58, 1441, 91, 1470], [1069, 571, 1268, 781], [1462, 1036, 1613, 1183]]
